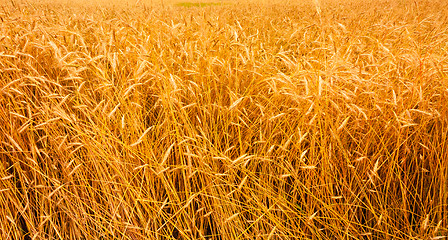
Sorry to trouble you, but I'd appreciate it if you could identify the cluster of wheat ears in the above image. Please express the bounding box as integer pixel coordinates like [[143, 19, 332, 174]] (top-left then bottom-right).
[[0, 0, 447, 239]]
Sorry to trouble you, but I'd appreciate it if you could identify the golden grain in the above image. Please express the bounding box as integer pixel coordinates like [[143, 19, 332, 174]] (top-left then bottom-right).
[[1, 0, 447, 238]]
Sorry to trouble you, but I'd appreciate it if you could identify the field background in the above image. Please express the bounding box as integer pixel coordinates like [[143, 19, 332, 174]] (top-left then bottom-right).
[[1, 0, 448, 239]]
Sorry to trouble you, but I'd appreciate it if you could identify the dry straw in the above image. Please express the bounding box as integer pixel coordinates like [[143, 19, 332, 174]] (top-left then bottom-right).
[[0, 0, 447, 239]]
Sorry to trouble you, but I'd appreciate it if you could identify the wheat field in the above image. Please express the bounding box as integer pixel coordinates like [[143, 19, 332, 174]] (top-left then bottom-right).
[[1, 0, 447, 239]]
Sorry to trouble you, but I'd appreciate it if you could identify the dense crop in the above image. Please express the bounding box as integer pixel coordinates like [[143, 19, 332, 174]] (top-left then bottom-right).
[[1, 0, 447, 239]]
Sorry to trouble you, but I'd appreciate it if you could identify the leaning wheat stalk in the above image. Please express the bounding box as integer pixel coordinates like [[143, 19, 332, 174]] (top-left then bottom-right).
[[313, 0, 322, 16]]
